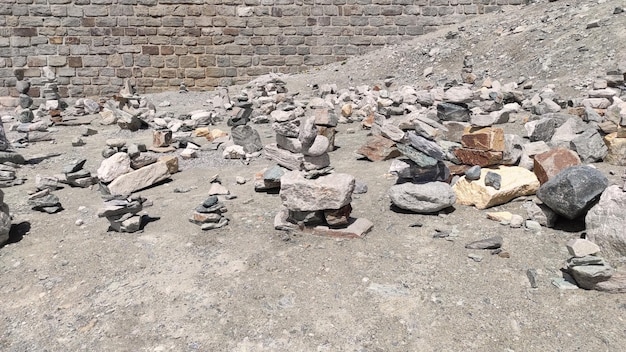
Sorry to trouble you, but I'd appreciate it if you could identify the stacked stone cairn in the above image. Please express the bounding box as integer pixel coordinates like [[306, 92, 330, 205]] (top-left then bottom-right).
[[268, 105, 372, 238], [188, 195, 229, 231], [97, 195, 147, 233], [14, 73, 34, 124], [39, 66, 62, 120]]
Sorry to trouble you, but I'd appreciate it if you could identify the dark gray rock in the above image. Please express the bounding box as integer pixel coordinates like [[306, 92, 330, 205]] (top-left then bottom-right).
[[227, 107, 252, 127], [437, 102, 470, 122], [536, 165, 608, 219], [396, 143, 438, 167], [231, 125, 263, 153], [388, 181, 456, 213], [465, 165, 481, 180], [389, 159, 450, 184], [525, 118, 556, 142], [406, 132, 446, 160], [484, 171, 502, 190], [465, 236, 503, 249], [63, 159, 87, 174], [569, 129, 608, 163], [263, 165, 286, 183]]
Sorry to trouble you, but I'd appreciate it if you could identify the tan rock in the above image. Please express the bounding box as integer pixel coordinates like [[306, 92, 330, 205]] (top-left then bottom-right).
[[153, 129, 172, 147], [341, 103, 353, 118], [533, 148, 581, 184], [97, 152, 132, 183], [603, 133, 626, 166], [107, 161, 170, 196], [566, 238, 601, 258], [158, 155, 179, 174], [310, 217, 373, 239], [453, 166, 540, 209]]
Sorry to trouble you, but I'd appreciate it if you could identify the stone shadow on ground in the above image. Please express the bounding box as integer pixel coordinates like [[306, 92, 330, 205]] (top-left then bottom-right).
[[26, 153, 62, 165], [552, 217, 586, 233], [3, 221, 31, 246], [389, 204, 456, 215]]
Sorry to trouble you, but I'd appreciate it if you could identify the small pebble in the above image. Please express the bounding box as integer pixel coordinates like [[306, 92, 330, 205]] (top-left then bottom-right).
[[75, 219, 84, 226]]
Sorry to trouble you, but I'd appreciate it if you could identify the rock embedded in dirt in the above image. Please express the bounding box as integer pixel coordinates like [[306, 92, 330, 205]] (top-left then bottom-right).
[[536, 165, 608, 220], [465, 235, 503, 250], [388, 181, 456, 214]]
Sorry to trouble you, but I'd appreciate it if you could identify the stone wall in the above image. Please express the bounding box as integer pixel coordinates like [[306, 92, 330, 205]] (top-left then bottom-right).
[[0, 0, 527, 106]]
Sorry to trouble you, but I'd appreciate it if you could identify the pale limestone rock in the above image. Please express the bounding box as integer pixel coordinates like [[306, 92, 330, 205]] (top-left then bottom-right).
[[97, 152, 132, 183], [453, 166, 539, 209], [106, 161, 170, 196], [586, 185, 626, 260], [566, 238, 601, 258]]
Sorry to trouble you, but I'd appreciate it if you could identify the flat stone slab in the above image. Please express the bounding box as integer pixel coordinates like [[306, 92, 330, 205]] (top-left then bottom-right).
[[107, 161, 171, 196], [310, 217, 373, 239]]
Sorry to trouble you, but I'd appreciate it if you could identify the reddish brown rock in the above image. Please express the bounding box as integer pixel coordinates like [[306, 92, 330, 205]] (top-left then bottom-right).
[[533, 148, 581, 184], [454, 148, 503, 167], [324, 204, 352, 227], [461, 127, 505, 152], [361, 113, 375, 129], [356, 135, 401, 161]]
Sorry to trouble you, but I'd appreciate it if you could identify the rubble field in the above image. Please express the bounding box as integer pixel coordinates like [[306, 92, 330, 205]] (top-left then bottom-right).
[[1, 0, 625, 351]]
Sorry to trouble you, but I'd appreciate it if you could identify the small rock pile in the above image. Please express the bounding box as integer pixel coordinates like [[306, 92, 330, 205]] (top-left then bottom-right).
[[28, 189, 62, 214], [14, 73, 34, 124], [97, 139, 178, 197], [97, 195, 148, 233], [188, 195, 229, 231]]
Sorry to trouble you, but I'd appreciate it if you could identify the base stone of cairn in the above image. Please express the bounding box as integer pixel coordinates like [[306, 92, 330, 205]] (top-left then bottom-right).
[[275, 170, 373, 239]]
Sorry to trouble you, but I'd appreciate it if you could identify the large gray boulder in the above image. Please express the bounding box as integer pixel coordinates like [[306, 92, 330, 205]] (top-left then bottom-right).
[[536, 165, 608, 219], [586, 185, 626, 260], [388, 181, 456, 213]]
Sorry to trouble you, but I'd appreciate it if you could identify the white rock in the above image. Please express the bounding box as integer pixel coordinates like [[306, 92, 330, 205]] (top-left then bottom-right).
[[280, 171, 355, 211], [106, 161, 170, 196], [97, 152, 132, 183], [566, 238, 601, 258]]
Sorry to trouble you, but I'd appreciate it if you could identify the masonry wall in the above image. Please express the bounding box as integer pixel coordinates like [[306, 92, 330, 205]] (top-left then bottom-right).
[[0, 0, 526, 105]]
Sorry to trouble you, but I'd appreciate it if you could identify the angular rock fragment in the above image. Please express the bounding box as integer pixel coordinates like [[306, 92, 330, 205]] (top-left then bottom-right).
[[586, 185, 626, 260], [388, 182, 456, 213]]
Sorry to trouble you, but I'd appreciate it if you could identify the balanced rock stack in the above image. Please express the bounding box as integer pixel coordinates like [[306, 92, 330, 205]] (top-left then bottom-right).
[[0, 189, 11, 246], [97, 143, 177, 197], [97, 195, 147, 233], [58, 158, 97, 188], [28, 189, 62, 214], [275, 171, 373, 238], [224, 106, 264, 160], [0, 163, 23, 187], [264, 111, 331, 173], [189, 195, 229, 231], [40, 66, 62, 119], [559, 238, 625, 293], [14, 76, 34, 124]]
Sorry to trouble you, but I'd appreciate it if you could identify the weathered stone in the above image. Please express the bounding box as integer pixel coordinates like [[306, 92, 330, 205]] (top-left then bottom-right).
[[593, 271, 626, 293], [304, 217, 372, 239], [510, 214, 524, 228], [406, 132, 445, 160], [453, 166, 540, 209], [380, 124, 406, 142], [465, 165, 481, 180], [106, 161, 170, 196], [312, 108, 338, 127], [522, 201, 558, 228], [356, 135, 401, 162], [533, 148, 581, 184], [389, 159, 449, 184], [275, 134, 302, 153], [484, 171, 501, 190], [486, 211, 513, 223], [0, 190, 10, 245], [437, 102, 470, 122], [396, 143, 439, 167], [566, 238, 601, 258], [388, 182, 456, 213], [29, 194, 61, 210], [324, 204, 352, 227], [519, 141, 551, 170], [231, 125, 263, 153], [443, 86, 474, 104], [570, 129, 608, 163], [208, 182, 229, 196], [0, 151, 26, 165], [264, 143, 304, 170], [158, 155, 179, 174], [317, 126, 336, 152], [465, 236, 503, 249], [304, 135, 330, 157], [189, 212, 223, 224], [502, 134, 524, 165], [603, 133, 626, 166], [536, 165, 608, 220], [569, 263, 614, 290], [453, 148, 503, 167], [550, 117, 585, 148], [288, 210, 326, 226], [152, 129, 172, 147], [525, 118, 556, 142], [200, 217, 229, 230], [586, 185, 626, 260], [280, 171, 355, 212], [461, 127, 505, 152], [97, 152, 132, 183]]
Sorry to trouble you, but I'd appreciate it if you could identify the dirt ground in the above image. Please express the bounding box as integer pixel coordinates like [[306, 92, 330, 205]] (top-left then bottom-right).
[[1, 0, 626, 351]]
